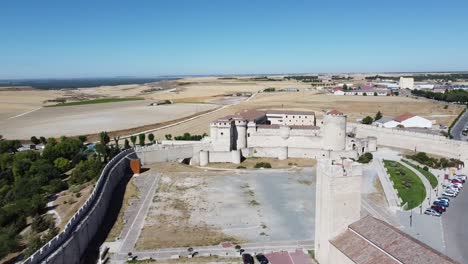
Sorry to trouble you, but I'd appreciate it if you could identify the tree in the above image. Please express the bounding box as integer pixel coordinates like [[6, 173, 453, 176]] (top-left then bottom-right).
[[362, 116, 374, 125], [53, 157, 70, 173], [0, 226, 19, 259], [39, 136, 47, 144], [357, 152, 373, 163], [95, 143, 107, 162], [138, 133, 146, 146], [165, 134, 172, 140], [0, 140, 22, 154], [124, 139, 130, 149], [99, 131, 110, 146], [373, 92, 378, 96], [70, 157, 102, 184], [393, 91, 399, 96], [342, 84, 348, 90], [148, 133, 155, 144], [30, 136, 40, 145], [78, 135, 87, 143], [130, 136, 137, 147], [375, 111, 383, 121], [113, 136, 120, 149]]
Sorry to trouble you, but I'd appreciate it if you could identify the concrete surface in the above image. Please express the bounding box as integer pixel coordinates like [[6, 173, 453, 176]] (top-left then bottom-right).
[[443, 174, 468, 264], [450, 109, 468, 141]]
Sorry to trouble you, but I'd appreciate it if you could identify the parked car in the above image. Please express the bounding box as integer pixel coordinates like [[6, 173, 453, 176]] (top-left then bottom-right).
[[454, 177, 466, 183], [450, 183, 463, 189], [431, 205, 446, 213], [456, 174, 467, 180], [255, 254, 269, 264], [242, 253, 255, 264], [437, 197, 450, 203], [434, 200, 449, 207], [443, 191, 457, 197], [451, 179, 464, 186], [425, 209, 441, 217]]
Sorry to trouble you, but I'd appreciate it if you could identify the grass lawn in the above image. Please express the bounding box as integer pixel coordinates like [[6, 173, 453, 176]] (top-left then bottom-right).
[[46, 97, 144, 107], [402, 159, 438, 189], [383, 160, 426, 210]]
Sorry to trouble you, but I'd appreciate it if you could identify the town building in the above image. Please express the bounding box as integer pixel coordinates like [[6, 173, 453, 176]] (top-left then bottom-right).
[[374, 113, 433, 128], [334, 89, 389, 96], [399, 77, 415, 90]]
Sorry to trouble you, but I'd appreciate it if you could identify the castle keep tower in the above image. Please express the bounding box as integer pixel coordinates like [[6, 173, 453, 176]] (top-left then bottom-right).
[[322, 109, 346, 151], [234, 117, 247, 150], [314, 158, 362, 264]]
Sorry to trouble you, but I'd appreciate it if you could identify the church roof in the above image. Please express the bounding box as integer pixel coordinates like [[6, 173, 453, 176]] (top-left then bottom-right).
[[330, 216, 458, 264]]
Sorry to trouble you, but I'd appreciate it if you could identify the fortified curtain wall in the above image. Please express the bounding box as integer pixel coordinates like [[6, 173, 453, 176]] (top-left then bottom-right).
[[23, 149, 137, 264], [350, 124, 468, 161]]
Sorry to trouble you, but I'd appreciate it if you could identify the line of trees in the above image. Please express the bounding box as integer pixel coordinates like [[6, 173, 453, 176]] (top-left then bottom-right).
[[0, 131, 123, 259], [411, 89, 468, 105]]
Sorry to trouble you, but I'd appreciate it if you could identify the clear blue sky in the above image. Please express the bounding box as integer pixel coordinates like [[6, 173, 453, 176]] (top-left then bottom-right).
[[1, 0, 468, 78]]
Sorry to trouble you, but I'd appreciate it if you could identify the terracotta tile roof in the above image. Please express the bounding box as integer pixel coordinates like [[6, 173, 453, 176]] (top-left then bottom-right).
[[290, 125, 320, 130], [331, 230, 396, 264], [393, 113, 414, 122], [256, 124, 280, 129], [331, 216, 458, 264], [327, 109, 344, 115]]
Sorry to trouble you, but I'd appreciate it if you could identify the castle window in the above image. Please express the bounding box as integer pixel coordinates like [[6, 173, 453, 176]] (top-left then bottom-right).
[[248, 133, 250, 137], [221, 132, 224, 135]]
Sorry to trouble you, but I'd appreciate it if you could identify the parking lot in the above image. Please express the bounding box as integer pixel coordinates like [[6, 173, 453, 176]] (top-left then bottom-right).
[[443, 173, 468, 264]]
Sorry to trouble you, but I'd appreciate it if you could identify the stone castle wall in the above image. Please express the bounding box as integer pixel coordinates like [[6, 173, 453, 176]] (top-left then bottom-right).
[[24, 149, 136, 264]]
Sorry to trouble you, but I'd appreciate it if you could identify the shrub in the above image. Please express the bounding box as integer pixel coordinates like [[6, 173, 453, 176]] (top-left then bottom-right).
[[254, 162, 271, 168], [362, 116, 373, 125], [357, 152, 373, 163]]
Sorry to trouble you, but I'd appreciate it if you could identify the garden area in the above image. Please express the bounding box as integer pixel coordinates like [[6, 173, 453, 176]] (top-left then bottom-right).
[[401, 159, 438, 189], [383, 160, 426, 210]]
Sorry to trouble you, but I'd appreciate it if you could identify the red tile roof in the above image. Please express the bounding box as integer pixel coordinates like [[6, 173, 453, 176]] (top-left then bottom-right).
[[327, 109, 343, 116], [331, 216, 458, 264], [393, 113, 414, 122]]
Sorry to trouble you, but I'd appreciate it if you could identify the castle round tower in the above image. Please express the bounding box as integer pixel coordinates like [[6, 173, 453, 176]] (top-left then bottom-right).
[[322, 110, 346, 151], [235, 118, 247, 149]]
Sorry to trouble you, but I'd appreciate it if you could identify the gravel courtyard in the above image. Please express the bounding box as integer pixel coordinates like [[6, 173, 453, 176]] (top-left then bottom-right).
[[136, 168, 316, 249]]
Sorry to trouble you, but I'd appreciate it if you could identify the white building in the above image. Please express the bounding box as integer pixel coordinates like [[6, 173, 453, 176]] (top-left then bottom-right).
[[334, 89, 388, 96], [374, 113, 433, 128], [399, 77, 414, 90]]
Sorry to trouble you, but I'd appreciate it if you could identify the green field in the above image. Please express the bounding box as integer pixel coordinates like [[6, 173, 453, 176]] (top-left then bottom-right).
[[384, 160, 426, 210], [46, 97, 144, 107], [402, 159, 438, 188]]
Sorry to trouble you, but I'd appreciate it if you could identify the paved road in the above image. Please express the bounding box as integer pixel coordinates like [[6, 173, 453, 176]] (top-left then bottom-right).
[[118, 173, 160, 253], [111, 240, 314, 263], [443, 184, 468, 264], [451, 109, 468, 141]]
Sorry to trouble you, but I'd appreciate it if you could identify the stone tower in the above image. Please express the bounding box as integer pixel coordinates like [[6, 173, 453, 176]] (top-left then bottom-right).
[[314, 158, 362, 264], [322, 110, 346, 151], [234, 117, 247, 150]]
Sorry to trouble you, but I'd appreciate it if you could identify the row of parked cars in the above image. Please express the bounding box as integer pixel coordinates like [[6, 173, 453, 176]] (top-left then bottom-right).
[[242, 252, 269, 264], [425, 174, 467, 217]]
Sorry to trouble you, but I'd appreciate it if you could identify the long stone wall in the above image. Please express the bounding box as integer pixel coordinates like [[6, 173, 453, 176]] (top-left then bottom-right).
[[135, 143, 209, 165], [23, 149, 137, 264], [350, 123, 468, 161]]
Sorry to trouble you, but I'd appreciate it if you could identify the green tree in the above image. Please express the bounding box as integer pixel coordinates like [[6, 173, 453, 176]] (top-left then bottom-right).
[[53, 157, 70, 173], [70, 157, 102, 184], [0, 226, 19, 259], [138, 133, 146, 146], [113, 136, 120, 149], [362, 116, 374, 125], [0, 140, 22, 154], [124, 139, 130, 149], [373, 92, 378, 96], [99, 131, 110, 146], [24, 233, 44, 257], [39, 136, 47, 144], [78, 135, 87, 143], [30, 136, 41, 145], [148, 133, 155, 144], [375, 111, 383, 121], [130, 136, 137, 147], [165, 134, 172, 140], [95, 143, 107, 162]]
